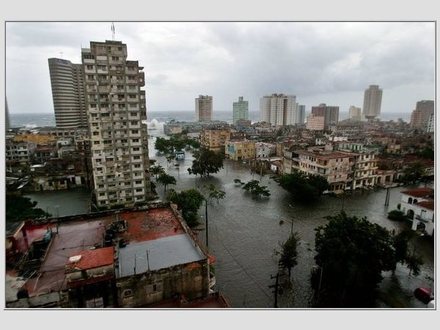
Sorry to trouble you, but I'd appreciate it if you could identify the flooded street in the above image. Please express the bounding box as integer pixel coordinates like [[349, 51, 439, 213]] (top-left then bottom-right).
[[23, 127, 434, 308]]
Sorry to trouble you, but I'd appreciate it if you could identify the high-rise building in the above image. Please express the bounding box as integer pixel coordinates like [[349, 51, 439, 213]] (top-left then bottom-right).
[[232, 96, 249, 125], [48, 58, 87, 128], [410, 100, 434, 129], [311, 103, 339, 129], [426, 112, 434, 133], [363, 85, 382, 120], [298, 105, 306, 125], [196, 95, 213, 122], [82, 40, 151, 209], [349, 106, 362, 121], [260, 93, 299, 126]]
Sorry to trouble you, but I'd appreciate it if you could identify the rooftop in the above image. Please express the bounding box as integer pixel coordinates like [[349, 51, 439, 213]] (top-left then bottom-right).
[[9, 204, 207, 298], [66, 246, 114, 272], [117, 234, 205, 278], [416, 200, 434, 211], [401, 188, 434, 198]]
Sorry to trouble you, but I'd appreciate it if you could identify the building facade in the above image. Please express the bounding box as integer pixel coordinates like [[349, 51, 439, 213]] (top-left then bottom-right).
[[410, 100, 434, 129], [260, 93, 299, 126], [48, 58, 88, 129], [311, 103, 339, 129], [82, 40, 151, 209], [349, 106, 362, 121], [200, 129, 231, 152], [225, 140, 256, 161], [399, 188, 434, 236], [298, 105, 306, 125], [196, 95, 213, 122], [233, 96, 249, 125], [306, 114, 325, 131], [363, 85, 382, 120]]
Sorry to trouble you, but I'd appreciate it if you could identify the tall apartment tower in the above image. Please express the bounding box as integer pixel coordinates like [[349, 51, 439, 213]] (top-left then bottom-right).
[[298, 105, 306, 125], [82, 40, 151, 209], [233, 96, 249, 124], [260, 93, 299, 126], [48, 58, 87, 128], [311, 103, 339, 129], [196, 95, 213, 122], [363, 85, 382, 120], [349, 106, 362, 121], [410, 100, 434, 129]]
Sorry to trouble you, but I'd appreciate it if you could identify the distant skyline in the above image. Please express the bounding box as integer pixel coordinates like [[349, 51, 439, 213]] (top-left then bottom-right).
[[6, 22, 435, 115]]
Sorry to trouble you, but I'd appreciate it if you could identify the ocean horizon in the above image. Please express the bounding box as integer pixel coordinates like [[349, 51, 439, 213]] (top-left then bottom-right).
[[9, 110, 412, 129]]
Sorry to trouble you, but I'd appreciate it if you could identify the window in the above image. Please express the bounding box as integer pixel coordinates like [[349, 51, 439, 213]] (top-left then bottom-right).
[[136, 188, 142, 192], [93, 141, 100, 145], [87, 65, 94, 70], [135, 180, 142, 184], [133, 155, 140, 160]]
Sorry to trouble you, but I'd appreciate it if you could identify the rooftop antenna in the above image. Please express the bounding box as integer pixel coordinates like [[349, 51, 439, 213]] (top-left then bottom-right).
[[111, 22, 116, 41]]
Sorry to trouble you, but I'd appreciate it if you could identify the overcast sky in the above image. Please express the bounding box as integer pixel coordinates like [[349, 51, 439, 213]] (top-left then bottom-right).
[[6, 22, 435, 114]]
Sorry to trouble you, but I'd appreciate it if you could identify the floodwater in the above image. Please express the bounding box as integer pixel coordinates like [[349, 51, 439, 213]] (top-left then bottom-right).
[[23, 126, 434, 308]]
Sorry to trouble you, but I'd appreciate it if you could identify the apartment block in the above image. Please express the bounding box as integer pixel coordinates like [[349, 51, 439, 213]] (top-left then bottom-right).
[[399, 188, 434, 236], [260, 94, 299, 126], [349, 106, 362, 121], [200, 129, 231, 152], [311, 103, 339, 129], [233, 96, 249, 125], [306, 114, 325, 131], [225, 140, 256, 161], [410, 100, 434, 129], [283, 149, 354, 192], [196, 95, 213, 122], [363, 85, 382, 120], [48, 58, 87, 128], [82, 40, 151, 209]]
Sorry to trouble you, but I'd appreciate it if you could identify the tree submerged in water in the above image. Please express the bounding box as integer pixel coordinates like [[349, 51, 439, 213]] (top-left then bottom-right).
[[311, 211, 421, 307], [188, 148, 224, 177], [242, 180, 271, 198], [278, 171, 329, 203]]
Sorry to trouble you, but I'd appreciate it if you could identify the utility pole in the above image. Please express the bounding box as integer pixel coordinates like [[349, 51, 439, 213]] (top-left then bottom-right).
[[269, 272, 279, 308], [384, 187, 390, 206], [205, 199, 209, 249]]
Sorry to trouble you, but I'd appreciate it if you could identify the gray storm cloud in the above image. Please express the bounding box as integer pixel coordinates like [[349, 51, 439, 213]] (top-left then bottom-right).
[[6, 22, 434, 114]]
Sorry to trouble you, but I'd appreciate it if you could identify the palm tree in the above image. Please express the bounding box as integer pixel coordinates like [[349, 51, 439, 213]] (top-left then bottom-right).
[[157, 173, 176, 193]]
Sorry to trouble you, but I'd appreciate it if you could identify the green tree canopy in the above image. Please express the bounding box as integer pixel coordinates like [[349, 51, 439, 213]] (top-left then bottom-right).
[[280, 232, 299, 277], [312, 211, 398, 307], [157, 173, 177, 193], [6, 194, 51, 223], [150, 164, 165, 180], [242, 180, 271, 198], [167, 188, 205, 228], [279, 171, 329, 203], [188, 148, 224, 177]]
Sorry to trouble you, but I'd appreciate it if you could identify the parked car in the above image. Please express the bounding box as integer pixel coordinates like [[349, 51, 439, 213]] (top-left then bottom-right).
[[414, 287, 433, 304]]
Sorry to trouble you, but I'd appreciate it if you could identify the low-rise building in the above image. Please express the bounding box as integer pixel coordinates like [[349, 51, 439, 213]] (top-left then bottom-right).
[[200, 129, 231, 152], [284, 149, 353, 192], [255, 142, 276, 159], [6, 203, 225, 308], [399, 188, 434, 236], [225, 140, 256, 161]]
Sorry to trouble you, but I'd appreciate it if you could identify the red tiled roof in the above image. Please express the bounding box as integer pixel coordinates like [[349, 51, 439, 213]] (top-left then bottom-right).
[[401, 188, 434, 198], [67, 246, 114, 271], [417, 201, 434, 210]]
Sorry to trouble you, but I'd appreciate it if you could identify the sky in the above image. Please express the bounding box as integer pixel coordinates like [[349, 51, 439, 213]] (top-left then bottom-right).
[[5, 22, 435, 115]]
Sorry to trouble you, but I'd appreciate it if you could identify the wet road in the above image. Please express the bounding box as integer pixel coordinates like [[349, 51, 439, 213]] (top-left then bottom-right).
[[24, 127, 434, 308]]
